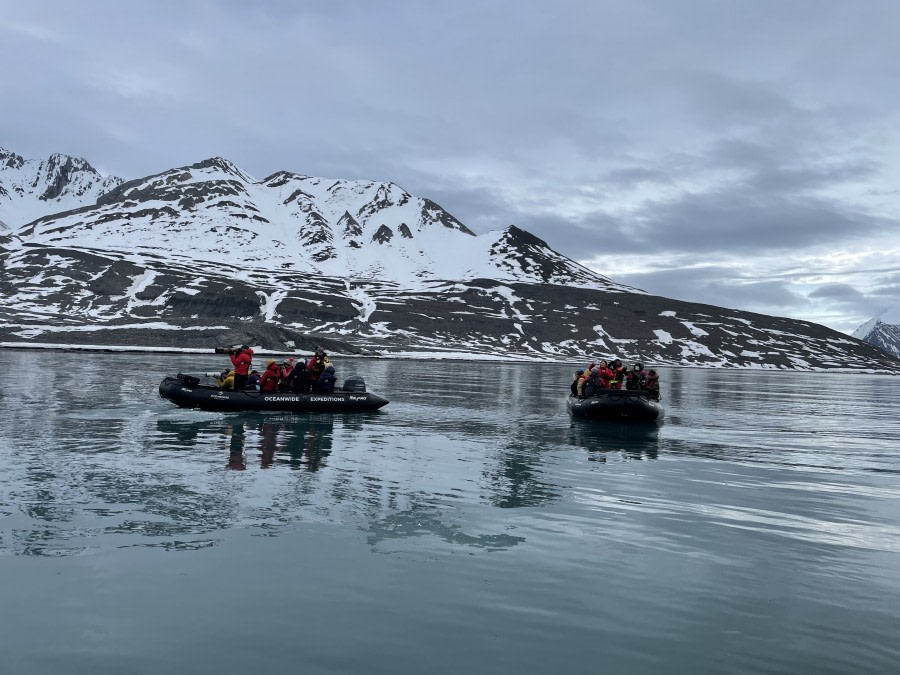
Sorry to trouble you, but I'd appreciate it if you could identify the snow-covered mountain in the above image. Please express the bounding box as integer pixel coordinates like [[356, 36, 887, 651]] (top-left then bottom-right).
[[0, 147, 122, 231], [15, 157, 627, 290], [852, 304, 900, 358], [1, 145, 898, 371]]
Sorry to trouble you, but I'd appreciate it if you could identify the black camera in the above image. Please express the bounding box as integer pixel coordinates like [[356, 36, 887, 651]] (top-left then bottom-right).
[[214, 346, 235, 355]]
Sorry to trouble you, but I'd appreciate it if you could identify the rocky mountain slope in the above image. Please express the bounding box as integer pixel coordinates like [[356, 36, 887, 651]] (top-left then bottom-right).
[[1, 146, 898, 372], [0, 146, 122, 231], [13, 156, 627, 290], [853, 304, 900, 359]]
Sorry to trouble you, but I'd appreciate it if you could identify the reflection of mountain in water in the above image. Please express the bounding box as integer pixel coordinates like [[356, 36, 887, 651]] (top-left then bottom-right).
[[366, 507, 526, 553], [483, 442, 563, 508]]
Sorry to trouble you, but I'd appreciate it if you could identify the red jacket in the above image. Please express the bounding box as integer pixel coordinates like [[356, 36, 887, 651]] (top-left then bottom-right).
[[597, 366, 615, 388], [307, 355, 330, 381], [608, 365, 626, 389], [260, 363, 280, 392], [229, 348, 253, 375]]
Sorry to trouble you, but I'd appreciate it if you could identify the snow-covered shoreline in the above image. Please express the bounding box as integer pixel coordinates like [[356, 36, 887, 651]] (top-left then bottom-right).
[[1, 341, 896, 374]]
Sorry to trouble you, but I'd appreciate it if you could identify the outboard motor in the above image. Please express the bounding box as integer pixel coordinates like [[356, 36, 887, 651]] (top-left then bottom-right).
[[341, 375, 367, 393]]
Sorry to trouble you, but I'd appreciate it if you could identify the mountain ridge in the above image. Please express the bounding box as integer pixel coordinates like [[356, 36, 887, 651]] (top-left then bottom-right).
[[13, 153, 629, 291], [1, 144, 898, 372]]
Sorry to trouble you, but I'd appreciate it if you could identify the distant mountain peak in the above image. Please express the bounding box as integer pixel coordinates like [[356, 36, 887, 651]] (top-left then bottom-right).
[[0, 145, 123, 229], [1, 147, 25, 169], [853, 302, 900, 358], [190, 156, 256, 182], [499, 224, 549, 248]]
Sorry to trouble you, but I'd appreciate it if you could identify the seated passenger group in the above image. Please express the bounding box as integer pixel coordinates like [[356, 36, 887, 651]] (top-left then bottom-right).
[[571, 358, 660, 401], [216, 346, 338, 394]]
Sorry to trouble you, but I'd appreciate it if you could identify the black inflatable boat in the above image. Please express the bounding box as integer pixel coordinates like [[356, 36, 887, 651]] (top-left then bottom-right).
[[159, 373, 389, 413], [566, 388, 664, 423]]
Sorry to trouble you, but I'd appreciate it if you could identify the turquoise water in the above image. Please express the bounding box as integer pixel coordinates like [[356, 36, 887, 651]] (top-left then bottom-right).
[[1, 351, 899, 674]]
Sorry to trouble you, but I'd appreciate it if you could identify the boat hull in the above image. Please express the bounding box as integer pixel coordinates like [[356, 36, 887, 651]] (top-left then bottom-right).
[[566, 389, 663, 423], [159, 376, 388, 413]]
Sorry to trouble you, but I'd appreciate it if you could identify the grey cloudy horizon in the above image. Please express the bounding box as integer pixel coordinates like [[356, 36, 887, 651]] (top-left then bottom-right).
[[3, 0, 899, 333]]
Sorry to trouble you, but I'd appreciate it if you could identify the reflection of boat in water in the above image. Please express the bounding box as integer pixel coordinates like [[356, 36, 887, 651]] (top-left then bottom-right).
[[566, 389, 664, 423], [159, 373, 389, 413], [156, 415, 336, 470], [568, 418, 661, 460]]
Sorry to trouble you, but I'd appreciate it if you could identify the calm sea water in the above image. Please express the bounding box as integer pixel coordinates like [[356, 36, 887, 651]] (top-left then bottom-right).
[[1, 350, 899, 674]]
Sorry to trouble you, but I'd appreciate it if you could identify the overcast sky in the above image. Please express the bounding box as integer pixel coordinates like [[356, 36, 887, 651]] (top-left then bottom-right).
[[3, 0, 899, 333]]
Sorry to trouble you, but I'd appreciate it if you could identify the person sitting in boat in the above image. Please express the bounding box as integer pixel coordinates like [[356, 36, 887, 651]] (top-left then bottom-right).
[[625, 363, 646, 390], [314, 364, 337, 394], [285, 361, 312, 393], [216, 369, 235, 389], [229, 344, 253, 390], [581, 368, 601, 398], [583, 367, 607, 397], [307, 347, 331, 385], [644, 370, 661, 401], [570, 369, 585, 397], [608, 359, 626, 389], [597, 359, 614, 388], [246, 370, 261, 391], [278, 358, 295, 391], [260, 360, 281, 392], [575, 369, 589, 397]]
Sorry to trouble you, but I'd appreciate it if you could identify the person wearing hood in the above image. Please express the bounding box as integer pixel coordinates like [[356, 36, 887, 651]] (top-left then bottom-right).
[[583, 367, 608, 398], [625, 363, 646, 390], [285, 359, 311, 393], [314, 364, 337, 394], [259, 360, 281, 392], [229, 345, 253, 390]]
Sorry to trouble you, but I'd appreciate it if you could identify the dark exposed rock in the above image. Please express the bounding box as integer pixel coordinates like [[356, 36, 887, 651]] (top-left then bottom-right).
[[87, 259, 144, 295], [284, 188, 315, 205], [263, 171, 293, 188], [356, 184, 394, 221], [372, 225, 393, 244], [1, 148, 25, 169], [421, 198, 475, 235], [338, 211, 363, 238]]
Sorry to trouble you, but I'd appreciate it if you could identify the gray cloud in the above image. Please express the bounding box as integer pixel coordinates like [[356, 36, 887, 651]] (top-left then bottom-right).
[[809, 284, 866, 301], [628, 191, 892, 254], [616, 266, 807, 313]]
